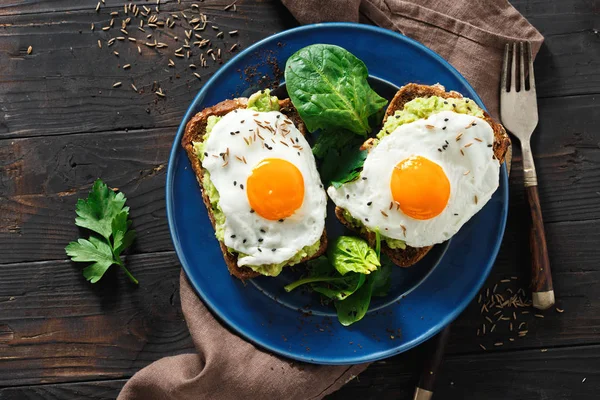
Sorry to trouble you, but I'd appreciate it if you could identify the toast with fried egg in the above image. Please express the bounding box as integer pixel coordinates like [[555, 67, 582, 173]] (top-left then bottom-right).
[[333, 83, 510, 267], [182, 96, 327, 280]]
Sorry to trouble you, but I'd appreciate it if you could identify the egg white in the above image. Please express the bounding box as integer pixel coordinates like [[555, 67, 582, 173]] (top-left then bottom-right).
[[327, 111, 500, 248], [202, 109, 326, 267]]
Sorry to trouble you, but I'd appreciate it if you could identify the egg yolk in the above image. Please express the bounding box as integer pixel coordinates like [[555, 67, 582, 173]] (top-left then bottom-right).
[[390, 156, 450, 220], [247, 158, 305, 220]]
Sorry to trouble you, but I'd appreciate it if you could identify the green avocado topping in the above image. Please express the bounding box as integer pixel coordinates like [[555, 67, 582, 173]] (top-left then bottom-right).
[[341, 210, 406, 250], [247, 89, 280, 112], [191, 92, 319, 276], [377, 95, 484, 139]]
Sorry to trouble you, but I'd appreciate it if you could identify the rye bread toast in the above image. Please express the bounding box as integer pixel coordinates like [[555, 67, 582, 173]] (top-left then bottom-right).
[[335, 83, 511, 268], [181, 97, 327, 280]]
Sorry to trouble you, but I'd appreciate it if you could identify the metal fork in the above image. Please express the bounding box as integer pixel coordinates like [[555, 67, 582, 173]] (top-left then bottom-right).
[[500, 42, 554, 310]]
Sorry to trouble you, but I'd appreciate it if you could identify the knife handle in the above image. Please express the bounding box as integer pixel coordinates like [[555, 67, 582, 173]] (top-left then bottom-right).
[[526, 185, 554, 310], [413, 326, 451, 400]]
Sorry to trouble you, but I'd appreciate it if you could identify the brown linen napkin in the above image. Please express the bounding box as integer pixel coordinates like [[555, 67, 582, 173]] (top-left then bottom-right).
[[119, 2, 542, 399]]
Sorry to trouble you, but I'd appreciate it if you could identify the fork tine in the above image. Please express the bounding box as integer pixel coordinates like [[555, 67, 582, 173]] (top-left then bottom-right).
[[501, 43, 509, 92], [527, 41, 536, 90], [510, 43, 517, 92], [519, 42, 526, 91]]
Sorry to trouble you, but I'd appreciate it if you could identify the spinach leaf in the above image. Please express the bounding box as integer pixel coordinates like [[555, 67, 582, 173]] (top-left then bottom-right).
[[334, 274, 376, 326], [328, 236, 380, 275], [312, 129, 359, 159], [371, 255, 393, 297], [283, 256, 366, 301], [285, 44, 387, 136], [319, 144, 367, 188]]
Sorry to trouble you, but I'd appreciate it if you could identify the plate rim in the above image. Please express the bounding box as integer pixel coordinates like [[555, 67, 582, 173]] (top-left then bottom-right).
[[166, 22, 508, 364]]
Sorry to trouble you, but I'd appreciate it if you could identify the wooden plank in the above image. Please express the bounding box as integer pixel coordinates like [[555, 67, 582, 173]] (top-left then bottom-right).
[[0, 252, 194, 387], [3, 344, 599, 399], [0, 1, 596, 140], [2, 94, 598, 263], [0, 0, 297, 139], [447, 218, 600, 353], [495, 0, 600, 99], [335, 345, 600, 399], [0, 379, 126, 400], [1, 128, 174, 263]]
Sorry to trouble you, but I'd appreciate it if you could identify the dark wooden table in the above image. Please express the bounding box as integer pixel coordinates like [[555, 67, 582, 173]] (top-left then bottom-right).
[[1, 1, 598, 398]]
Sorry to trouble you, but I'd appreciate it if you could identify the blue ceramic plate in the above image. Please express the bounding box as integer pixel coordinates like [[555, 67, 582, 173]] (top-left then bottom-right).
[[166, 23, 508, 364]]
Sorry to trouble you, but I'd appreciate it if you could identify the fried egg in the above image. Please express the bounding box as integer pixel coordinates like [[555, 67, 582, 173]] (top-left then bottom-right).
[[328, 110, 500, 248], [202, 109, 326, 267]]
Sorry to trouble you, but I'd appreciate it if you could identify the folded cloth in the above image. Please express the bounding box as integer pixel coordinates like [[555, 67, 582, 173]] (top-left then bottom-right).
[[119, 2, 542, 399]]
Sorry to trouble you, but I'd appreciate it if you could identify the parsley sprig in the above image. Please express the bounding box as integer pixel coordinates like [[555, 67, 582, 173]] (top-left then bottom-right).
[[65, 179, 137, 284]]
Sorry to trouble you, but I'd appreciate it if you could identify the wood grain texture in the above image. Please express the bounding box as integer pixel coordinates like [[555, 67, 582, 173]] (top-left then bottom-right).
[[3, 344, 599, 400], [511, 0, 600, 98], [0, 252, 193, 386], [0, 1, 596, 140], [0, 0, 297, 139], [526, 185, 553, 296]]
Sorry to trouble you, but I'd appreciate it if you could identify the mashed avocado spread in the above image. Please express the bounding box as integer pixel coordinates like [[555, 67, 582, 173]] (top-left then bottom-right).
[[191, 90, 320, 276], [377, 95, 484, 139], [341, 95, 484, 249]]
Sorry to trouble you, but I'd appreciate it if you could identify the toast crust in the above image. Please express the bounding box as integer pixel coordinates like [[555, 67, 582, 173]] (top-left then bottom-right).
[[181, 97, 327, 280], [337, 83, 511, 268]]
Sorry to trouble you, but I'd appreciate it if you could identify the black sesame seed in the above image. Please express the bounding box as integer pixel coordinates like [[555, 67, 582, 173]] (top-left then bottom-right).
[[250, 209, 254, 213], [438, 148, 442, 152], [295, 138, 299, 143], [453, 213, 459, 216], [367, 201, 372, 206], [443, 145, 448, 150], [204, 152, 208, 157], [240, 120, 245, 123], [272, 248, 276, 252], [346, 194, 350, 199], [365, 218, 369, 222], [258, 238, 263, 242], [260, 228, 266, 233], [230, 131, 235, 135], [233, 181, 237, 186], [219, 152, 224, 156], [452, 104, 456, 108], [444, 101, 448, 104], [442, 126, 446, 130], [240, 184, 244, 189], [243, 239, 247, 243], [234, 110, 238, 113], [472, 122, 477, 126], [319, 184, 323, 189], [466, 99, 470, 103], [445, 140, 449, 145], [297, 152, 301, 156], [444, 118, 449, 122], [231, 234, 236, 239], [276, 115, 280, 118], [362, 177, 367, 180], [468, 107, 472, 112], [235, 130, 240, 134], [278, 219, 284, 222], [487, 144, 493, 147], [258, 248, 262, 252]]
